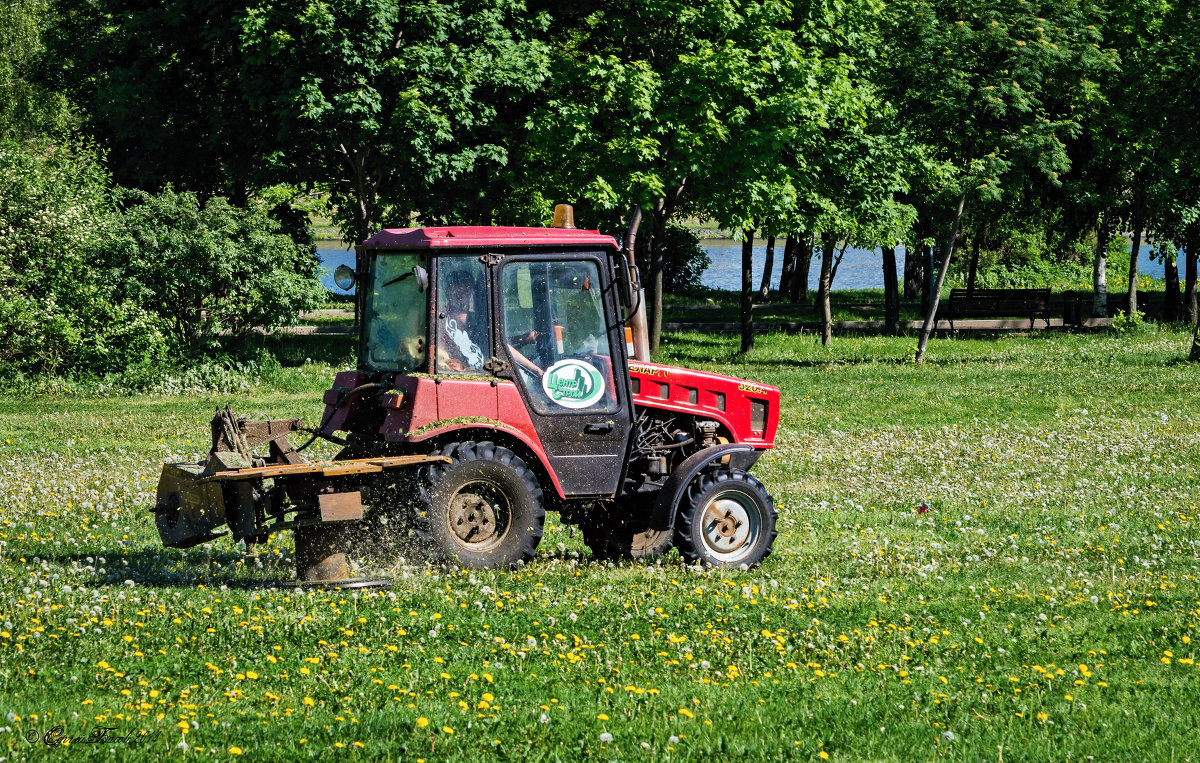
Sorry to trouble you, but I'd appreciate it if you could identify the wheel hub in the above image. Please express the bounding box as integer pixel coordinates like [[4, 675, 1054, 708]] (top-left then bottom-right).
[[713, 512, 740, 538], [701, 494, 758, 562], [450, 492, 498, 543]]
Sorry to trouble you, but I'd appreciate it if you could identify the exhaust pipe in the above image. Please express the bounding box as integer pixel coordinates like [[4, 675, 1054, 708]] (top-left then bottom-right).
[[624, 205, 650, 361]]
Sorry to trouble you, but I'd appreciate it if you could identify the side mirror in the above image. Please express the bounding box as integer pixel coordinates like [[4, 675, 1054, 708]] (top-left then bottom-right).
[[412, 265, 428, 293], [614, 257, 634, 309], [333, 264, 357, 291]]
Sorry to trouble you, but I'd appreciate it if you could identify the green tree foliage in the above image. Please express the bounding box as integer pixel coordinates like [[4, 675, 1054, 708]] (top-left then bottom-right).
[[49, 0, 549, 240], [533, 0, 879, 352], [0, 0, 72, 141], [99, 189, 325, 355], [879, 0, 1109, 361], [45, 0, 264, 197], [0, 140, 163, 375], [235, 0, 550, 241]]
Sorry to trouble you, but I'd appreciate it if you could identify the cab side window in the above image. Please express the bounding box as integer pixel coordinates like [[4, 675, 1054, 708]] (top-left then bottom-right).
[[435, 258, 490, 375]]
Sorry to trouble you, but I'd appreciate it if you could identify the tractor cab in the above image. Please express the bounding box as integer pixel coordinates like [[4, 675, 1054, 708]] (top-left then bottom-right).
[[335, 225, 637, 497]]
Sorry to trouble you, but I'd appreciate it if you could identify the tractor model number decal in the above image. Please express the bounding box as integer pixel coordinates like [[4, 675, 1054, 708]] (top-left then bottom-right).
[[542, 359, 606, 409], [738, 383, 769, 394], [628, 362, 668, 377]]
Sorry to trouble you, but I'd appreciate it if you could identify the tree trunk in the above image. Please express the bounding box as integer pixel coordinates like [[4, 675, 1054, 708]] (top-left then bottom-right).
[[340, 145, 376, 327], [1185, 224, 1198, 325], [1093, 209, 1112, 319], [1126, 182, 1145, 318], [647, 218, 664, 354], [915, 193, 967, 364], [792, 234, 814, 304], [920, 234, 936, 319], [741, 230, 755, 353], [829, 242, 848, 285], [882, 246, 900, 335], [759, 235, 775, 299], [819, 232, 835, 346], [623, 205, 650, 360], [966, 235, 981, 295], [779, 235, 797, 296], [1165, 248, 1181, 322], [645, 182, 686, 355], [903, 231, 924, 300]]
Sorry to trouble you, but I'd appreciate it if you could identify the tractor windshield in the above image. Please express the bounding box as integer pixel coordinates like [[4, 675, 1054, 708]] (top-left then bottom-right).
[[362, 252, 428, 373]]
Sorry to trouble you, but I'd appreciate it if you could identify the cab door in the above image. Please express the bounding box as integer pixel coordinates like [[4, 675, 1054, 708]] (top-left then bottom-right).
[[493, 254, 633, 496]]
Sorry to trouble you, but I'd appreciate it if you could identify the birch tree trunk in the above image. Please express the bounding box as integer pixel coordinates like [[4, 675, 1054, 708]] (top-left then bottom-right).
[[758, 235, 775, 299], [1092, 210, 1112, 319], [915, 193, 967, 364], [1126, 181, 1145, 319], [818, 232, 835, 346]]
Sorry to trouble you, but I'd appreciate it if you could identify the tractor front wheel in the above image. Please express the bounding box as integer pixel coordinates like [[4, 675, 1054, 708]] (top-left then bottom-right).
[[674, 469, 777, 568], [420, 441, 545, 568]]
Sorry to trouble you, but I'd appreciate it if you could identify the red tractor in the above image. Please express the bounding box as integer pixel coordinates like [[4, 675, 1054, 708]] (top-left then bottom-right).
[[154, 209, 781, 581]]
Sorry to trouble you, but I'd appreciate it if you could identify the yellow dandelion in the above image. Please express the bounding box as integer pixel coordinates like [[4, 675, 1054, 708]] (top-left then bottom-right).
[[416, 717, 429, 728]]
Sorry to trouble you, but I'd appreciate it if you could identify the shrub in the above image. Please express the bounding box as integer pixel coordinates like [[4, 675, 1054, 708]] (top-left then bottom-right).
[[636, 224, 711, 291], [100, 188, 326, 356], [0, 139, 167, 375]]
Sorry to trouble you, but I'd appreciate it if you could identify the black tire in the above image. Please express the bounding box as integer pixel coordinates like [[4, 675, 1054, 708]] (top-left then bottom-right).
[[581, 504, 673, 562], [419, 440, 545, 568], [674, 469, 777, 568]]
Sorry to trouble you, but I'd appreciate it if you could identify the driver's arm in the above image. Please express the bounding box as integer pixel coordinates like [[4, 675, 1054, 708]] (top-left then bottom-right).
[[505, 342, 544, 376]]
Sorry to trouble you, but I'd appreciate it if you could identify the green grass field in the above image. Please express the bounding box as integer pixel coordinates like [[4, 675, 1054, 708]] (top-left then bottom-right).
[[2, 326, 1199, 760]]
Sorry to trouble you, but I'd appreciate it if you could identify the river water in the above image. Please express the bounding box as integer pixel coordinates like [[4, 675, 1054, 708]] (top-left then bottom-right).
[[317, 241, 1167, 294]]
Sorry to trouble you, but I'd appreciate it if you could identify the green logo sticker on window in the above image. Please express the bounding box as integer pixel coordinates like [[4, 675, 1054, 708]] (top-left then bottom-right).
[[542, 359, 606, 409]]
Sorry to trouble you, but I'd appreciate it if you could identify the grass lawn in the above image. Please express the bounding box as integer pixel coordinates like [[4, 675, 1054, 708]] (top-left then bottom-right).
[[2, 326, 1199, 760]]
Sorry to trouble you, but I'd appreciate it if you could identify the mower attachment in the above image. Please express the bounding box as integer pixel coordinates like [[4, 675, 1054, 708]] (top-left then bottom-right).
[[153, 407, 449, 584]]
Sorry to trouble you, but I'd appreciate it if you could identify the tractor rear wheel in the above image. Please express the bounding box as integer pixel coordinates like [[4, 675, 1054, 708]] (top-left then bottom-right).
[[420, 441, 545, 568], [674, 469, 777, 568], [581, 505, 672, 561]]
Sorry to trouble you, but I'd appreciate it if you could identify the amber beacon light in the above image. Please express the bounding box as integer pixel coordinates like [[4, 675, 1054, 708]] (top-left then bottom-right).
[[551, 204, 576, 229]]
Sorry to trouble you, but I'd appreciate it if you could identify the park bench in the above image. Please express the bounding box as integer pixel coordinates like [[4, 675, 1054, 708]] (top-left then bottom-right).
[[941, 288, 1052, 329]]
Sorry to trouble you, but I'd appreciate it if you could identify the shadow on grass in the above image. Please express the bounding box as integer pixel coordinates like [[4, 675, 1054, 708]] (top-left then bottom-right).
[[40, 546, 299, 590]]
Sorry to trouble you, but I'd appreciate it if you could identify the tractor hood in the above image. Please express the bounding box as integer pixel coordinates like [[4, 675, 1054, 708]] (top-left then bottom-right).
[[627, 361, 779, 448]]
